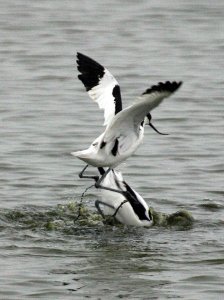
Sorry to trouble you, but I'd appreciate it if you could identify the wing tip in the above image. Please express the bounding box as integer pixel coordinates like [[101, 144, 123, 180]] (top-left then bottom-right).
[[75, 53, 105, 90], [142, 81, 183, 95], [76, 52, 83, 64]]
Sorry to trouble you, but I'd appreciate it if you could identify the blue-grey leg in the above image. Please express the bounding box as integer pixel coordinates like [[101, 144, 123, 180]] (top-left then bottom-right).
[[112, 199, 129, 218], [95, 200, 115, 219], [95, 168, 129, 195], [74, 165, 98, 223], [79, 164, 99, 182], [95, 174, 136, 207], [95, 168, 140, 218], [94, 168, 111, 188]]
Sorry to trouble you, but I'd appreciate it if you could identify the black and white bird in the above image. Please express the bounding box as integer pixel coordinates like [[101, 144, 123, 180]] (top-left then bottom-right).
[[71, 53, 182, 184], [92, 167, 153, 227]]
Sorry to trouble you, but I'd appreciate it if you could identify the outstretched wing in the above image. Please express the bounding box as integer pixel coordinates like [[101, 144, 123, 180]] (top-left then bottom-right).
[[77, 52, 122, 126], [105, 81, 182, 140]]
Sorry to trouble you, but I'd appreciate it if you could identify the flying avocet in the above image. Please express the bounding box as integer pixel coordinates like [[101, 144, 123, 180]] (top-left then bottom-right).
[[71, 53, 182, 185]]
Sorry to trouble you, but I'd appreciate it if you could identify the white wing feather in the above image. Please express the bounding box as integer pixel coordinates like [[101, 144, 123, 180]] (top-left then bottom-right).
[[88, 69, 120, 126], [104, 81, 182, 141]]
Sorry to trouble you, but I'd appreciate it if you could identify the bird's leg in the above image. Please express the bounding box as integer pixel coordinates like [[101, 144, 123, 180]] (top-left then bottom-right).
[[95, 168, 138, 203], [95, 200, 105, 218], [79, 166, 124, 195], [112, 199, 129, 218], [79, 164, 88, 177], [96, 177, 138, 206], [74, 165, 98, 223], [95, 168, 129, 195], [95, 200, 115, 219], [96, 177, 127, 195], [95, 167, 111, 188], [95, 171, 132, 218], [74, 183, 95, 223], [79, 164, 99, 181], [96, 197, 129, 220], [95, 168, 141, 220]]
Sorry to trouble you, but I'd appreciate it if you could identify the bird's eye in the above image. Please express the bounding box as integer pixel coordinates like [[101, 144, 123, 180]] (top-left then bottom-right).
[[92, 142, 98, 146]]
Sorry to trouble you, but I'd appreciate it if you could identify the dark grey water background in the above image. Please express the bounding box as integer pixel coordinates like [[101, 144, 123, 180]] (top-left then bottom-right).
[[1, 0, 224, 299]]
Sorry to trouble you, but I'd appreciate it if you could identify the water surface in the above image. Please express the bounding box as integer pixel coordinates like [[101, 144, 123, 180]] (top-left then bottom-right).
[[1, 0, 224, 299]]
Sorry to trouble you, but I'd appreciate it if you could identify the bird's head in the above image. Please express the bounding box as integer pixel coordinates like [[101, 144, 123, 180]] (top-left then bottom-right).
[[144, 113, 169, 135]]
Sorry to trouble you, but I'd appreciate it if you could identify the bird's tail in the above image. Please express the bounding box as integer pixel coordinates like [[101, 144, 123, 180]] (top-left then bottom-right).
[[71, 150, 90, 158]]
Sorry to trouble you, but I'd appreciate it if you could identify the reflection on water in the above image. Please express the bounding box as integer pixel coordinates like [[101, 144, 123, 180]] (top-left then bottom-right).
[[1, 0, 224, 298]]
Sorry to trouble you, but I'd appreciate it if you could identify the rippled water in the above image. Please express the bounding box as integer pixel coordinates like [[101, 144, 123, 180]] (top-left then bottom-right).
[[1, 0, 224, 299]]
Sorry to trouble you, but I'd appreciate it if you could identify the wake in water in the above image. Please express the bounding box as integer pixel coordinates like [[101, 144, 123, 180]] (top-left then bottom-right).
[[0, 202, 194, 233]]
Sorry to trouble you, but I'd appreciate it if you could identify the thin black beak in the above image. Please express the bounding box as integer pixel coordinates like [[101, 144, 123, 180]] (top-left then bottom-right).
[[149, 122, 169, 135]]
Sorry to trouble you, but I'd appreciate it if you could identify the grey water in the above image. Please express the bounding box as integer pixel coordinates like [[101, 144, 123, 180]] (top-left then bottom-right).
[[1, 0, 224, 299]]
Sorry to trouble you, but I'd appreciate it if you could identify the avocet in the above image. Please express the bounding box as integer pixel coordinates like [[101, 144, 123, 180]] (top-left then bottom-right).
[[81, 167, 153, 227], [71, 53, 182, 185]]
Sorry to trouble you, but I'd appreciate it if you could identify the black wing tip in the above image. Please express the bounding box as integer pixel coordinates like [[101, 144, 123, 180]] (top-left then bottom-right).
[[76, 52, 105, 91], [76, 52, 84, 65], [76, 52, 91, 63], [76, 52, 104, 70], [142, 81, 183, 95]]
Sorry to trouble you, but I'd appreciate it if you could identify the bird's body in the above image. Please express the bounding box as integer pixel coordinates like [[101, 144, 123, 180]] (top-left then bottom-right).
[[71, 53, 182, 169], [95, 168, 153, 227], [73, 127, 144, 168]]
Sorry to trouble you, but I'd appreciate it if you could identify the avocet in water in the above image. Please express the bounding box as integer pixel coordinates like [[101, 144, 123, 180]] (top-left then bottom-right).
[[83, 167, 153, 227], [71, 53, 182, 183]]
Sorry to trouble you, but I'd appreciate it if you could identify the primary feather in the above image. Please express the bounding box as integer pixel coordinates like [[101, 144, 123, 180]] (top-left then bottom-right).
[[77, 52, 122, 126]]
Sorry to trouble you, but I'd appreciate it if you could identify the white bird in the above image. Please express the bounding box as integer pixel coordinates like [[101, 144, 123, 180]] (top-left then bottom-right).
[[71, 53, 182, 184], [93, 167, 153, 227]]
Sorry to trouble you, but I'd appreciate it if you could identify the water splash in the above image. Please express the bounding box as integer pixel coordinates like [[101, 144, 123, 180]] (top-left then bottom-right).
[[1, 202, 194, 233]]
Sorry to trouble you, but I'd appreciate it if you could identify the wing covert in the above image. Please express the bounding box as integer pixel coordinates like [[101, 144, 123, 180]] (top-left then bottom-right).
[[105, 81, 182, 139]]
